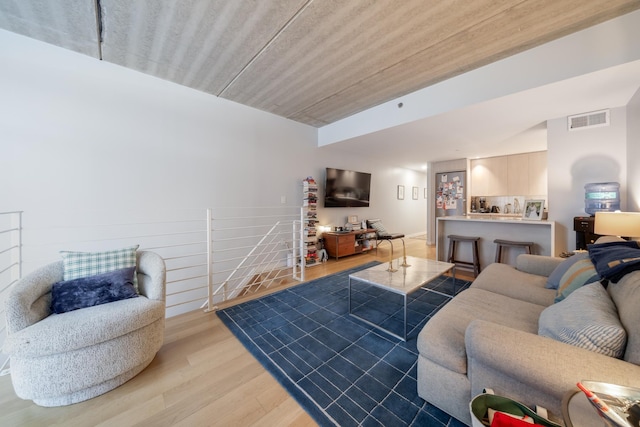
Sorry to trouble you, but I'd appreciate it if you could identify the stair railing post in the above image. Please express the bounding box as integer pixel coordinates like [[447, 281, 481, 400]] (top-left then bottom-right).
[[205, 208, 214, 312]]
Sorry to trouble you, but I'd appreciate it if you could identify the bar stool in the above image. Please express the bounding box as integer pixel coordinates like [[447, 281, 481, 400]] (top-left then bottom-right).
[[447, 235, 481, 277], [494, 239, 535, 263]]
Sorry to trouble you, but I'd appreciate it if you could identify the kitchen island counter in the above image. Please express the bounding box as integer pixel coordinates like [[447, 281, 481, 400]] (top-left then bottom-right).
[[466, 213, 523, 219], [436, 216, 556, 271]]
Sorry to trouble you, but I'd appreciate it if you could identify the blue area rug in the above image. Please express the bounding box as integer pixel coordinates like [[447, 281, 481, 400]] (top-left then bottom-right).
[[217, 262, 471, 426]]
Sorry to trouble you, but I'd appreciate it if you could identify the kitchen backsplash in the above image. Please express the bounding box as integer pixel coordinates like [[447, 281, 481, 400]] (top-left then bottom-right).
[[470, 195, 547, 214]]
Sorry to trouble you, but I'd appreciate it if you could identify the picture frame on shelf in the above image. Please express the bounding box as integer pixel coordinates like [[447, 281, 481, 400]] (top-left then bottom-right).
[[412, 186, 419, 200], [348, 215, 358, 224], [397, 185, 405, 200], [522, 199, 544, 220]]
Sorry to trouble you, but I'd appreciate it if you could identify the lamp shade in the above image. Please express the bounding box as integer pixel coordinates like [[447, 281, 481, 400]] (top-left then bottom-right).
[[594, 212, 640, 238]]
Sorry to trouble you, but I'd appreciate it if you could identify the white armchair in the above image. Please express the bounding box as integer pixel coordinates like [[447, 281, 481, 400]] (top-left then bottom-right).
[[3, 251, 166, 406]]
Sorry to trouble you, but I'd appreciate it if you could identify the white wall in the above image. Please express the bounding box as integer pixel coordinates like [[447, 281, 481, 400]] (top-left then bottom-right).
[[0, 32, 312, 213], [628, 88, 640, 212], [0, 29, 426, 263], [547, 106, 628, 253], [310, 161, 427, 234]]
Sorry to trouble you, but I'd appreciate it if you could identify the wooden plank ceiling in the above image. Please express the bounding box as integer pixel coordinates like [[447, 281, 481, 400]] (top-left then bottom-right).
[[1, 0, 639, 127]]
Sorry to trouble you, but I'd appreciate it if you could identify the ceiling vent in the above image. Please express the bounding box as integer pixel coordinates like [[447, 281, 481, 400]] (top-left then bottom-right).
[[567, 109, 610, 131]]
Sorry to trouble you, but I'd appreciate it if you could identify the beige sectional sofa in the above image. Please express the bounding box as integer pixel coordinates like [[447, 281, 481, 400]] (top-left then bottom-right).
[[417, 251, 640, 425]]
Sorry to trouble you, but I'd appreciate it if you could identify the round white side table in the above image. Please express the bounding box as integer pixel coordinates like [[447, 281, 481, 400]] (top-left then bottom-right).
[[562, 389, 607, 427]]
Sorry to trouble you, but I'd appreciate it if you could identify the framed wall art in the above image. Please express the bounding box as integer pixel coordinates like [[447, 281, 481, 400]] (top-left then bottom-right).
[[522, 199, 544, 220], [397, 185, 405, 200]]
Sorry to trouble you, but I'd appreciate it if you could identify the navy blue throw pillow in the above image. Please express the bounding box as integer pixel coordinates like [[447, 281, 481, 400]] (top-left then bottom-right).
[[51, 266, 138, 314], [588, 240, 640, 283]]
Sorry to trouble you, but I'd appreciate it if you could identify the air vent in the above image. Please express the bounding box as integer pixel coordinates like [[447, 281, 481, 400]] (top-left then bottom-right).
[[568, 109, 610, 131]]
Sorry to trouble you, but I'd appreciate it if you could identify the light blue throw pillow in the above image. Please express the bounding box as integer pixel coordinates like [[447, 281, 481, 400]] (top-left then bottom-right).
[[539, 282, 627, 358]]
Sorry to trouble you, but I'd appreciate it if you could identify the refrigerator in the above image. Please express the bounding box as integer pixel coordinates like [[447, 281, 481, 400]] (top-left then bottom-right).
[[435, 171, 466, 217]]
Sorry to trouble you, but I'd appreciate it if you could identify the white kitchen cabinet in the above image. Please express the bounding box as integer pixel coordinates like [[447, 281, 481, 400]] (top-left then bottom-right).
[[528, 151, 547, 196], [471, 156, 507, 196], [471, 151, 546, 197], [507, 153, 529, 196], [470, 158, 489, 196]]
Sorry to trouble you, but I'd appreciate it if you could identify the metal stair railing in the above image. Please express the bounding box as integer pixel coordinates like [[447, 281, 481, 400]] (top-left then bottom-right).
[[204, 207, 301, 312], [210, 221, 282, 300], [0, 211, 23, 375]]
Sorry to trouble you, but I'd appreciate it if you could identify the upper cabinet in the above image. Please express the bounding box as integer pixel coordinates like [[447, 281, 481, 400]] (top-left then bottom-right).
[[507, 153, 529, 196], [471, 156, 508, 196], [528, 151, 547, 196], [471, 151, 547, 197]]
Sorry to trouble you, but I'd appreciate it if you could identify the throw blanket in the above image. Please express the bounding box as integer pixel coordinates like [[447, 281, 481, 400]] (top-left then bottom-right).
[[589, 240, 640, 283]]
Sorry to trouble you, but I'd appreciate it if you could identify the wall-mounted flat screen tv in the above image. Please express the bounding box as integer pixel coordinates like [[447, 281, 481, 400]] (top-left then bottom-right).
[[324, 167, 371, 207]]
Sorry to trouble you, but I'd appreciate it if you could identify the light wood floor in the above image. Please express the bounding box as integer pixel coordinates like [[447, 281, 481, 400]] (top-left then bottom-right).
[[0, 239, 473, 426]]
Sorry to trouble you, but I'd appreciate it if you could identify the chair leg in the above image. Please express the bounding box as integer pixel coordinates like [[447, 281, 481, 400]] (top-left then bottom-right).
[[447, 240, 455, 263], [473, 241, 480, 277]]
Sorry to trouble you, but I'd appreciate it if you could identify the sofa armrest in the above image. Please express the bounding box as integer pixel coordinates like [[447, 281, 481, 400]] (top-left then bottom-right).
[[136, 251, 166, 302], [5, 261, 63, 334], [466, 320, 640, 413], [516, 254, 564, 277]]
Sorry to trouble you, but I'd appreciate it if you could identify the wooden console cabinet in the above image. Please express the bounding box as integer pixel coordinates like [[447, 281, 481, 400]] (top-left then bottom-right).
[[323, 229, 377, 260]]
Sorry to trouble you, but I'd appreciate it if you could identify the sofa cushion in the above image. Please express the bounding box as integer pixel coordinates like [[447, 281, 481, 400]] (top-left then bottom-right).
[[546, 252, 589, 290], [554, 257, 599, 303], [539, 282, 626, 358], [417, 288, 545, 375], [470, 263, 555, 307], [4, 296, 165, 358], [516, 254, 564, 278], [51, 267, 138, 314], [607, 271, 640, 365], [61, 245, 139, 291]]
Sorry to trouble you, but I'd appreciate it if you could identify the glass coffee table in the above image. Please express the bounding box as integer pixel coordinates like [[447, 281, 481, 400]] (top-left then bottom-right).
[[348, 256, 456, 341]]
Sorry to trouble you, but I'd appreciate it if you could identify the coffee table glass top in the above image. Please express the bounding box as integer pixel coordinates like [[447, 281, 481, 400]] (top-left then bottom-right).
[[348, 256, 455, 295]]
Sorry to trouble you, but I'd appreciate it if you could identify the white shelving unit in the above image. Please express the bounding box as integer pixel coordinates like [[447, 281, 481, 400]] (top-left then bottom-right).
[[302, 177, 320, 268]]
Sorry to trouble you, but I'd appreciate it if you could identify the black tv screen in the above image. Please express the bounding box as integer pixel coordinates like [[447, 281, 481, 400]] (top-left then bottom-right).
[[324, 168, 371, 208]]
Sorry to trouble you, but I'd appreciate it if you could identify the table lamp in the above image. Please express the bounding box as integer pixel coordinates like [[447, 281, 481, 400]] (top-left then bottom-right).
[[594, 212, 640, 239], [317, 225, 332, 235]]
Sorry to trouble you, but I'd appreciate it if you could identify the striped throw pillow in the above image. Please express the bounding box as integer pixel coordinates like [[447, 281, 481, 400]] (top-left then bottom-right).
[[540, 282, 627, 358], [546, 252, 589, 289], [554, 257, 599, 303]]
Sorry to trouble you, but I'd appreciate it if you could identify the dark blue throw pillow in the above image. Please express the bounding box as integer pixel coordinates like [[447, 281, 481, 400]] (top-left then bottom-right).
[[51, 266, 138, 314], [588, 240, 640, 283]]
